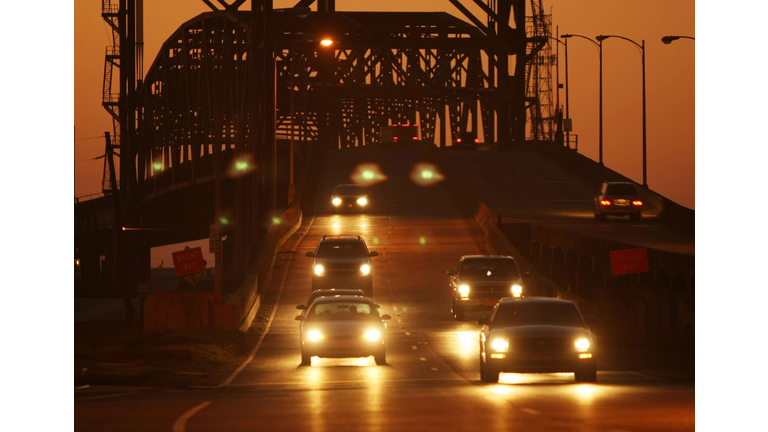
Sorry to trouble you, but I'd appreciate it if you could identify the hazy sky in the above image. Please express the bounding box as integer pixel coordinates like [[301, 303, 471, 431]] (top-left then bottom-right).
[[74, 0, 695, 208]]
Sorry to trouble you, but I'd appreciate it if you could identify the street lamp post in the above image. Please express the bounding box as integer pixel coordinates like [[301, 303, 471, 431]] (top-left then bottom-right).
[[597, 34, 647, 187], [662, 35, 695, 44], [561, 34, 603, 164], [547, 35, 567, 147]]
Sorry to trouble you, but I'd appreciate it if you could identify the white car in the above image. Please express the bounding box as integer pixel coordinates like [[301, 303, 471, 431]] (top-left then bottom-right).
[[296, 295, 391, 366]]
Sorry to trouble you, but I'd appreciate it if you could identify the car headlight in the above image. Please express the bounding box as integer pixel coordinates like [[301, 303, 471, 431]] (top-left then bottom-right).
[[314, 264, 324, 276], [511, 284, 523, 297], [332, 197, 341, 206], [360, 264, 371, 275], [458, 284, 470, 298], [307, 331, 325, 340], [363, 330, 381, 340], [575, 338, 590, 351], [491, 338, 509, 352], [357, 197, 368, 206]]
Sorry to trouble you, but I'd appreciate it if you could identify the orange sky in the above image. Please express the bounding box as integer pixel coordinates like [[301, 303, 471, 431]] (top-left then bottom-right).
[[74, 0, 694, 208]]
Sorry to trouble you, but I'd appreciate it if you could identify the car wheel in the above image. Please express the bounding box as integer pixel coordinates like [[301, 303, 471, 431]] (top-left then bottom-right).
[[581, 365, 597, 382], [300, 349, 311, 366], [481, 357, 499, 383], [374, 348, 386, 365], [455, 304, 465, 321]]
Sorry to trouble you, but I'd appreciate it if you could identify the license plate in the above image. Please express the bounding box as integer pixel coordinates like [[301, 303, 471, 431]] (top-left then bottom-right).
[[615, 199, 629, 206], [485, 299, 498, 306]]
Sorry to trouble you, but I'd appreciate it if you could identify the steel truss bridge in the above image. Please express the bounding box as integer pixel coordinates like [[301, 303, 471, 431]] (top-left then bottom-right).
[[77, 0, 559, 317]]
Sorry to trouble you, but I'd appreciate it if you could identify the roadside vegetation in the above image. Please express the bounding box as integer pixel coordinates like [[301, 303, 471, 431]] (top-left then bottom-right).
[[75, 322, 250, 387]]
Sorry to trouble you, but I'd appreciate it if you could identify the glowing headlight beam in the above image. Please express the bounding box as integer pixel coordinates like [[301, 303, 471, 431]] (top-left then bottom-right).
[[307, 331, 325, 340], [459, 284, 470, 298], [575, 338, 590, 351], [360, 264, 371, 275], [491, 338, 509, 352], [363, 330, 381, 340], [332, 197, 342, 206], [511, 284, 523, 297], [357, 197, 368, 206], [314, 264, 325, 276]]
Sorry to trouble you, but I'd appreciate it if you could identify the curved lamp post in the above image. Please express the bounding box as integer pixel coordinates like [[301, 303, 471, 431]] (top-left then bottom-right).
[[662, 35, 695, 44], [561, 34, 603, 164], [597, 34, 647, 187]]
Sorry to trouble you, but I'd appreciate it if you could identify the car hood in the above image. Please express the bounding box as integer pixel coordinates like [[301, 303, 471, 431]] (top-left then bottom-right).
[[314, 257, 369, 265], [491, 324, 590, 339], [459, 276, 522, 284], [302, 320, 384, 335]]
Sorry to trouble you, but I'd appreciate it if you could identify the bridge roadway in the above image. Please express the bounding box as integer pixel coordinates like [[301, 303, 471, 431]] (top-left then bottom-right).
[[75, 148, 694, 431], [443, 149, 694, 256]]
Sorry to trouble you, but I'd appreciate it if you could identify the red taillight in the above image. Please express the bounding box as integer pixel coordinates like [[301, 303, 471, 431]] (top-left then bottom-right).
[[632, 200, 643, 206], [412, 136, 418, 140], [600, 200, 611, 206], [474, 138, 479, 143], [393, 137, 398, 141], [456, 138, 462, 143], [393, 124, 398, 127], [403, 124, 410, 126]]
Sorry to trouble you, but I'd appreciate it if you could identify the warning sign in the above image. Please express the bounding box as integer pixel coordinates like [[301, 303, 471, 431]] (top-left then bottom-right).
[[610, 248, 649, 276], [172, 247, 206, 276]]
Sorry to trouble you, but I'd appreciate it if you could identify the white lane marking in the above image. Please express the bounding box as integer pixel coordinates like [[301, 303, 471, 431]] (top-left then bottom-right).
[[192, 214, 318, 389], [520, 408, 541, 415], [431, 367, 438, 371], [172, 401, 212, 432], [420, 357, 427, 361], [405, 332, 411, 336], [75, 385, 90, 390], [75, 392, 136, 402], [411, 345, 418, 350]]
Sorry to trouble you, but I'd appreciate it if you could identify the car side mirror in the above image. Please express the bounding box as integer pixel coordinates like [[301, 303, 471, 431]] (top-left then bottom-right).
[[381, 314, 392, 320], [305, 251, 315, 258], [478, 316, 491, 326], [295, 316, 304, 321], [447, 269, 456, 276], [296, 305, 306, 310], [584, 317, 598, 326], [369, 251, 379, 257]]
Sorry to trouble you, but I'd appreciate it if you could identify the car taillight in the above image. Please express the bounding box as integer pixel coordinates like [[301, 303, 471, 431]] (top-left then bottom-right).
[[456, 138, 462, 143], [412, 136, 418, 140], [600, 200, 611, 206], [393, 137, 398, 141], [632, 200, 643, 206], [474, 138, 479, 143]]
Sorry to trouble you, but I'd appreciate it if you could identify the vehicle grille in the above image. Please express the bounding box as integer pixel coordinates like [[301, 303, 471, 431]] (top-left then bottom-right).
[[468, 285, 510, 299], [324, 263, 360, 274], [513, 337, 572, 353]]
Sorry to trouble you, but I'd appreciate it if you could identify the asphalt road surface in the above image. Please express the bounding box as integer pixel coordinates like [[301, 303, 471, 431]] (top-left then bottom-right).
[[75, 149, 694, 431]]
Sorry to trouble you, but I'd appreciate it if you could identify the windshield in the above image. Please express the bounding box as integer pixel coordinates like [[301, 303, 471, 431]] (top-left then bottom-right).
[[307, 301, 378, 321], [605, 184, 638, 195], [493, 302, 584, 327], [316, 241, 368, 258], [459, 259, 519, 278], [334, 185, 365, 195]]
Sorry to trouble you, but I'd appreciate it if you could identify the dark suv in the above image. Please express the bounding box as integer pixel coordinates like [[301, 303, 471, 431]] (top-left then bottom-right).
[[448, 255, 525, 320], [594, 181, 643, 221], [306, 236, 378, 295]]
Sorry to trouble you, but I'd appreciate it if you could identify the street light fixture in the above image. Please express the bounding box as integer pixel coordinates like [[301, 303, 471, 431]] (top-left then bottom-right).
[[661, 35, 695, 44], [561, 34, 603, 164], [597, 34, 647, 187]]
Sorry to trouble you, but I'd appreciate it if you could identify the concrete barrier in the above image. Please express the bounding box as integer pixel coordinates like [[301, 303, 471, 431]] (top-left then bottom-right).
[[422, 142, 694, 344]]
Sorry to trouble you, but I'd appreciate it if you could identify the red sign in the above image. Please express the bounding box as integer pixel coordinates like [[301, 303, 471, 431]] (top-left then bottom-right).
[[172, 247, 206, 276], [610, 248, 649, 276]]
